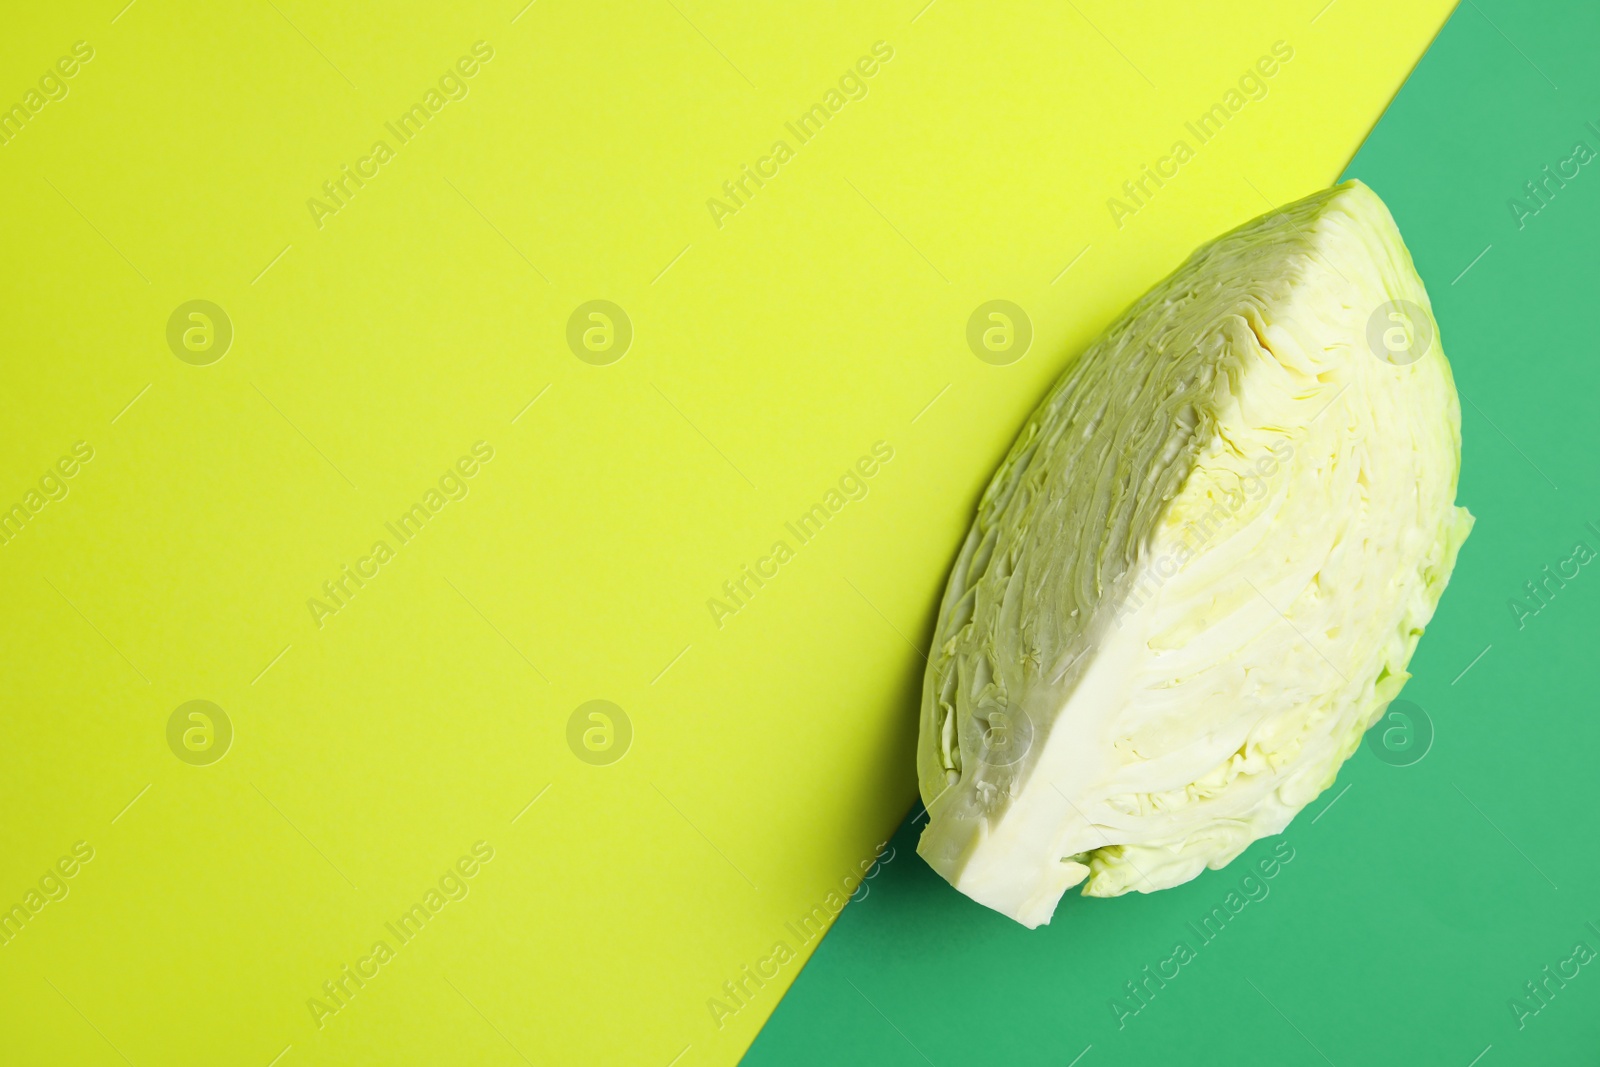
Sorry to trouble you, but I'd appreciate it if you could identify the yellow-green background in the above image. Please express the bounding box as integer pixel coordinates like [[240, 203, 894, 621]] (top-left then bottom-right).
[[0, 1, 1453, 1063]]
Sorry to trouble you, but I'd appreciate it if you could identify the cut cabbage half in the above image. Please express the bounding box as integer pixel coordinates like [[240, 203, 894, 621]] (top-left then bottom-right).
[[916, 180, 1472, 928]]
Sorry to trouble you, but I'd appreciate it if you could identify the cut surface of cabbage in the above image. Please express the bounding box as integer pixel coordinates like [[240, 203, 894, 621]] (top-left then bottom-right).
[[915, 180, 1473, 928]]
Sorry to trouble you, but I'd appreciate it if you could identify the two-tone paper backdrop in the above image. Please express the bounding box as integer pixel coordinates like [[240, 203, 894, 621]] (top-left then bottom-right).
[[0, 1, 1494, 1064], [748, 1, 1600, 1065]]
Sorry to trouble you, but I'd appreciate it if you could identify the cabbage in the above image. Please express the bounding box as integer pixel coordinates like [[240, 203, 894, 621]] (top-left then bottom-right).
[[916, 181, 1472, 928]]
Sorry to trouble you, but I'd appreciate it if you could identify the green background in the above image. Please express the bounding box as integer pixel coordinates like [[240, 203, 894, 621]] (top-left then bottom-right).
[[745, 1, 1600, 1064]]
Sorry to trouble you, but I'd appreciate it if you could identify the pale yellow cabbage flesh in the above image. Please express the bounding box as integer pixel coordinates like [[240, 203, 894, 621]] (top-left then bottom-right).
[[916, 181, 1472, 928]]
